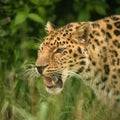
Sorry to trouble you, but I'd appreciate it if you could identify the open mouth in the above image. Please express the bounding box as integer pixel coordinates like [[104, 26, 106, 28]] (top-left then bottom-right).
[[40, 70, 70, 94], [43, 75, 63, 89]]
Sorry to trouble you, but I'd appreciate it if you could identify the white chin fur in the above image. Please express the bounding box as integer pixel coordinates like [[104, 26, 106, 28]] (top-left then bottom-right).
[[46, 87, 63, 94]]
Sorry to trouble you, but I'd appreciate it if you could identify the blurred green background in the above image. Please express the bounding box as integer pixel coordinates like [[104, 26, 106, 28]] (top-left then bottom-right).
[[0, 0, 120, 120]]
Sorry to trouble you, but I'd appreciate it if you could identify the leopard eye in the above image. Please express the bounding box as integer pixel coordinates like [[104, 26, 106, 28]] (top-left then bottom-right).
[[55, 48, 65, 53]]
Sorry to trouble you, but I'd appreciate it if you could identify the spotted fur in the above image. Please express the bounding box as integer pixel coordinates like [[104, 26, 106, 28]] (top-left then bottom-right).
[[36, 15, 120, 106]]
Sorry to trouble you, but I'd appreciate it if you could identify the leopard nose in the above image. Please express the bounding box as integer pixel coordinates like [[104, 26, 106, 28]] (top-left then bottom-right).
[[36, 65, 48, 74]]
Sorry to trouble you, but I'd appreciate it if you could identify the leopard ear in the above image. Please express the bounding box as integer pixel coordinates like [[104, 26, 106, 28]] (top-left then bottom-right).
[[71, 23, 90, 43], [45, 21, 55, 33]]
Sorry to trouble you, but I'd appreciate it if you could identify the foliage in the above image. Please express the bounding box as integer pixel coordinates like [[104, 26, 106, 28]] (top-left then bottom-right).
[[0, 0, 120, 120]]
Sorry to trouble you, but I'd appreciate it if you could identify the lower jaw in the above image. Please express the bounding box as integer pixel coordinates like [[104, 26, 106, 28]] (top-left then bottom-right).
[[46, 86, 63, 94]]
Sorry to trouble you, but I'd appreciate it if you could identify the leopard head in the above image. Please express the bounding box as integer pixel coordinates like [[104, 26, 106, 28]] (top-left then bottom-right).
[[35, 21, 90, 94]]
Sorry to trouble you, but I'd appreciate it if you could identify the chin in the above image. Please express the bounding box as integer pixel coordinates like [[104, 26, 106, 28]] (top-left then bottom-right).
[[46, 87, 63, 94]]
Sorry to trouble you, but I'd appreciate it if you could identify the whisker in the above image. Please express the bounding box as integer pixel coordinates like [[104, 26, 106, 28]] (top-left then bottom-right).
[[53, 72, 62, 78], [67, 71, 80, 79], [22, 63, 40, 80]]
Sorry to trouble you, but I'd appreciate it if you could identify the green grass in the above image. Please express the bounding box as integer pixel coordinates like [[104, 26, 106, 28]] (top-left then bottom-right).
[[1, 66, 120, 120]]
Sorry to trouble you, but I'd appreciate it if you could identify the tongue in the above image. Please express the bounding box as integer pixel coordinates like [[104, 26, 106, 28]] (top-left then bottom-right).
[[44, 77, 56, 87]]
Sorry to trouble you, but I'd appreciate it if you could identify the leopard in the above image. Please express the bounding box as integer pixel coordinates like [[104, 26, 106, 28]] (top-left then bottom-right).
[[35, 15, 120, 106]]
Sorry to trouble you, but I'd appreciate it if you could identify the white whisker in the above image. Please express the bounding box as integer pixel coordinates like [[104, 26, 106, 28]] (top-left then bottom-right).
[[67, 70, 80, 79], [22, 63, 40, 80]]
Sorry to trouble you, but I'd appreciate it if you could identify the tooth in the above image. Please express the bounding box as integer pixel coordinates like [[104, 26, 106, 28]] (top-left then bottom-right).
[[52, 80, 55, 85]]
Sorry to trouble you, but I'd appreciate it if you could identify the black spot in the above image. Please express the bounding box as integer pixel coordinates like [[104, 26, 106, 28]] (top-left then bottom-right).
[[92, 44, 95, 50], [77, 67, 84, 74], [56, 42, 59, 47], [79, 56, 86, 59], [100, 41, 103, 44], [76, 26, 80, 29], [117, 59, 120, 65], [50, 43, 53, 46], [92, 61, 96, 66], [118, 69, 120, 73], [111, 16, 119, 21], [114, 81, 118, 84], [94, 39, 100, 45], [66, 41, 68, 44], [89, 33, 94, 38], [86, 77, 91, 81], [63, 33, 66, 36], [107, 24, 112, 29], [103, 57, 107, 62], [63, 51, 68, 55], [116, 98, 120, 103], [59, 42, 62, 45], [114, 30, 120, 36], [67, 24, 72, 28], [111, 50, 118, 57], [86, 67, 91, 72], [104, 19, 109, 23], [68, 28, 73, 31], [112, 75, 117, 79], [73, 53, 78, 57], [63, 61, 66, 64], [77, 47, 82, 53], [114, 22, 120, 28], [57, 37, 60, 40], [96, 81, 101, 86], [105, 38, 109, 42], [100, 54, 103, 59], [112, 59, 116, 65], [113, 40, 120, 48], [69, 64, 74, 67], [106, 32, 112, 38], [102, 77, 108, 82], [104, 64, 110, 74], [68, 60, 73, 63], [69, 49, 72, 54], [93, 30, 100, 36], [102, 46, 107, 51], [106, 88, 110, 93], [82, 28, 88, 39], [79, 61, 86, 65], [92, 23, 100, 28], [101, 29, 105, 34]]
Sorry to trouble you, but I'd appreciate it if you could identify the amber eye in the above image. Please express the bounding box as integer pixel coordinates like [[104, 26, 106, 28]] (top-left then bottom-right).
[[55, 48, 65, 53]]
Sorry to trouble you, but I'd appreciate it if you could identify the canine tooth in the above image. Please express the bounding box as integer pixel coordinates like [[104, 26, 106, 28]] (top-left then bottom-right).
[[52, 80, 55, 85]]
